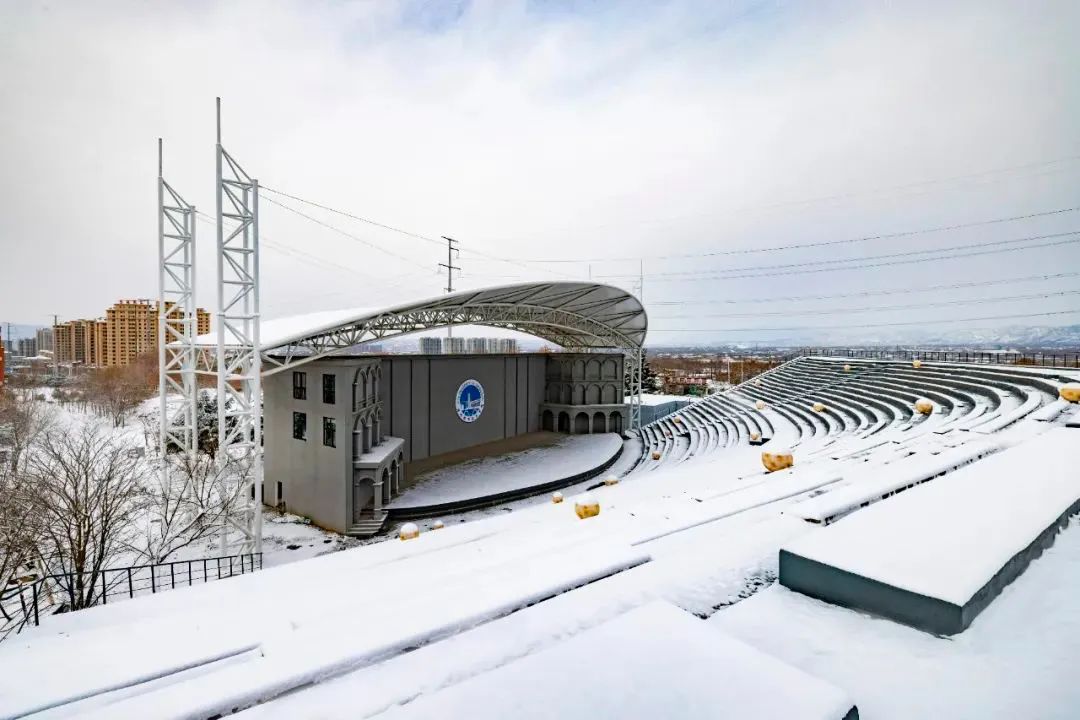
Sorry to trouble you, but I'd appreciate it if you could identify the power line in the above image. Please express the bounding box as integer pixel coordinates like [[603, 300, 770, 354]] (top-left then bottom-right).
[[620, 229, 1080, 279], [649, 270, 1080, 306], [601, 232, 1080, 283], [486, 205, 1080, 264], [464, 153, 1080, 243], [261, 194, 433, 271], [647, 308, 1080, 333], [260, 185, 444, 246], [652, 289, 1080, 320]]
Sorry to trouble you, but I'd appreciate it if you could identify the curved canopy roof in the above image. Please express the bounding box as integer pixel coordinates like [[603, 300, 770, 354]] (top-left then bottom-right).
[[195, 282, 646, 375]]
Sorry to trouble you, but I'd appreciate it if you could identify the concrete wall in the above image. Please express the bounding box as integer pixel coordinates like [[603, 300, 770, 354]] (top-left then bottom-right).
[[381, 353, 547, 463], [263, 358, 355, 533]]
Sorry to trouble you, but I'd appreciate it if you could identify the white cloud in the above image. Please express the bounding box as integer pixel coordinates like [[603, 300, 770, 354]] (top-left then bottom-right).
[[1, 0, 1078, 344]]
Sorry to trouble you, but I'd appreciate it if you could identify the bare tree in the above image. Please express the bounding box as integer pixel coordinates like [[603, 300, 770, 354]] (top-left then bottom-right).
[[136, 453, 250, 564], [0, 464, 40, 597], [0, 387, 55, 473], [25, 426, 148, 611]]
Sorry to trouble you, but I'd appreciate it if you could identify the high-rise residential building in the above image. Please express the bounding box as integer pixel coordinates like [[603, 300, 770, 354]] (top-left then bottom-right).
[[15, 338, 37, 357], [466, 337, 487, 354], [53, 319, 106, 366], [445, 337, 466, 354], [419, 337, 443, 354], [50, 299, 208, 369], [35, 327, 53, 354]]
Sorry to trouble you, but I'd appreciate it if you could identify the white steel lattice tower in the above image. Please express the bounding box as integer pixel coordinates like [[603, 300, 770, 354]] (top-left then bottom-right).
[[215, 98, 263, 554], [158, 139, 198, 468]]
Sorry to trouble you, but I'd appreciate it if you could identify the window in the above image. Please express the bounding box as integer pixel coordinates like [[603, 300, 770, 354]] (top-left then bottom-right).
[[322, 374, 336, 404], [323, 417, 336, 447], [292, 371, 307, 400], [292, 411, 307, 440]]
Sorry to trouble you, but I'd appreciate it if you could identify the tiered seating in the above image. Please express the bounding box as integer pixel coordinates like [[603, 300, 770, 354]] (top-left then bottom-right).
[[633, 355, 1067, 468]]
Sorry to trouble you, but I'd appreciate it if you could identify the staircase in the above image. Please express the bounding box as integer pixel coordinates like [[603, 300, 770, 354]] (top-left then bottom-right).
[[347, 510, 389, 538]]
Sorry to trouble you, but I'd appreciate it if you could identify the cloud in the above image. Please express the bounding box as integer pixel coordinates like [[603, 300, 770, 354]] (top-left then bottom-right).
[[1, 0, 1078, 345]]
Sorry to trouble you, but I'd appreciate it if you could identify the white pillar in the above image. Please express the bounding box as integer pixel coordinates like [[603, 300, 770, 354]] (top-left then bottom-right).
[[373, 480, 383, 513]]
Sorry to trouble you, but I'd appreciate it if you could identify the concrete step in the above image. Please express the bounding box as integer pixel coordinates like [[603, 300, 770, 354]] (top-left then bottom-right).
[[347, 511, 389, 538]]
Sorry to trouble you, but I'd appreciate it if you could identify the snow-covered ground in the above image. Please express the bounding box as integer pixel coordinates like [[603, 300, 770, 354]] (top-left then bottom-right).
[[389, 433, 622, 508], [5, 360, 1080, 718]]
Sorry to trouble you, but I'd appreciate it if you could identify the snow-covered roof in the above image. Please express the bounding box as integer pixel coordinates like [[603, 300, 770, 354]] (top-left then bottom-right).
[[193, 282, 647, 374]]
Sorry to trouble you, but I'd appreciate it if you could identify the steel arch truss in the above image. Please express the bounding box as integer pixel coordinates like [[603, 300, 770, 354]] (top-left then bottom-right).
[[192, 282, 648, 428]]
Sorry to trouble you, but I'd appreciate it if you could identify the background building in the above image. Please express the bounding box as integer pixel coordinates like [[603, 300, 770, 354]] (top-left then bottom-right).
[[52, 300, 210, 368], [35, 327, 53, 354], [15, 337, 37, 357], [419, 337, 443, 354]]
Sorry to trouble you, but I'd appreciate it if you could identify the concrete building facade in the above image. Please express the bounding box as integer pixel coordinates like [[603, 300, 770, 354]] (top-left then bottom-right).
[[264, 351, 627, 535]]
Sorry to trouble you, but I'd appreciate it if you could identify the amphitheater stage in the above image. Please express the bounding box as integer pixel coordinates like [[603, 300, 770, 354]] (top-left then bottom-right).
[[387, 432, 624, 518]]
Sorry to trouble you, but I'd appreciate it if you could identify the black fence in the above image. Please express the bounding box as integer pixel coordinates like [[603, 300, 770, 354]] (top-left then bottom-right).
[[800, 348, 1080, 369], [1, 552, 262, 640]]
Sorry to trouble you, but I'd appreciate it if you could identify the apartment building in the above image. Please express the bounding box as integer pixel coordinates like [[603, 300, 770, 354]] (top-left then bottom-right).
[[54, 300, 210, 368]]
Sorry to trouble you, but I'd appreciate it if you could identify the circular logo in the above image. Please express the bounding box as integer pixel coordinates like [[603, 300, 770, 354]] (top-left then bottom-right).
[[455, 379, 485, 423]]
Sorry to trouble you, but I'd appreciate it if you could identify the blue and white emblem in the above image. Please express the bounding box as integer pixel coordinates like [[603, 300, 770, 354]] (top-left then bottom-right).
[[455, 379, 485, 423]]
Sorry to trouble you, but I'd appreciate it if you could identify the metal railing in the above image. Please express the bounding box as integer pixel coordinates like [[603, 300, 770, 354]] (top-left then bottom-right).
[[800, 348, 1080, 369], [1, 552, 262, 640]]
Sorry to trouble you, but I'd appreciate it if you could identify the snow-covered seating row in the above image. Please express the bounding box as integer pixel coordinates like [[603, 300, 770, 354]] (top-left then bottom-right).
[[363, 602, 859, 720], [1, 518, 651, 719], [779, 427, 1078, 635], [790, 439, 1001, 525]]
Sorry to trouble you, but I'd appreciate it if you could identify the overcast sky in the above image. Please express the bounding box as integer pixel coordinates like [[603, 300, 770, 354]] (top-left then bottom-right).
[[2, 0, 1078, 345]]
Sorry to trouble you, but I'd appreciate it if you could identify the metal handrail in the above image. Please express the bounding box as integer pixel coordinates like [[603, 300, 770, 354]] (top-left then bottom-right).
[[1, 552, 263, 640]]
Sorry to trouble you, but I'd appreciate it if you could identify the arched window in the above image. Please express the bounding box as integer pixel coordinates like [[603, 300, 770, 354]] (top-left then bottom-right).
[[586, 384, 601, 404], [558, 412, 570, 433], [602, 383, 618, 404]]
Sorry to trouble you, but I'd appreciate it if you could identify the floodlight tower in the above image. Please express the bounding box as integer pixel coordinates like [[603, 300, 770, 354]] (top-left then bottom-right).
[[157, 139, 198, 468], [439, 236, 460, 342], [214, 98, 263, 554]]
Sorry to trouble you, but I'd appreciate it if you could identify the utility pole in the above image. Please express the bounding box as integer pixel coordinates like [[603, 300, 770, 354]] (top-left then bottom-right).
[[52, 314, 58, 380], [439, 236, 460, 342]]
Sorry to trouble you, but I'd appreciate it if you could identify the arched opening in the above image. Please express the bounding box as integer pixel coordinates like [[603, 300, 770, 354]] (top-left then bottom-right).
[[361, 372, 369, 408], [574, 412, 590, 434], [561, 384, 573, 404], [602, 358, 618, 379], [572, 359, 585, 379], [542, 409, 554, 431], [381, 468, 391, 504], [389, 461, 397, 497], [558, 411, 570, 433], [601, 383, 618, 404], [592, 411, 606, 433], [586, 384, 601, 404], [354, 415, 371, 457], [609, 411, 623, 434], [585, 359, 600, 380]]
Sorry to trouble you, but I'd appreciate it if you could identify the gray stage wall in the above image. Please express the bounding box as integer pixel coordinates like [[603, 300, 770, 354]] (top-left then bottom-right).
[[381, 354, 548, 463]]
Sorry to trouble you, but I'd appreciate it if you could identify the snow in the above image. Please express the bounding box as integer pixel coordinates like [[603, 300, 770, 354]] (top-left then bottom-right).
[[791, 439, 1001, 524], [7, 358, 1080, 718], [781, 427, 1078, 605], [389, 433, 622, 509], [712, 517, 1080, 720], [367, 601, 855, 720]]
